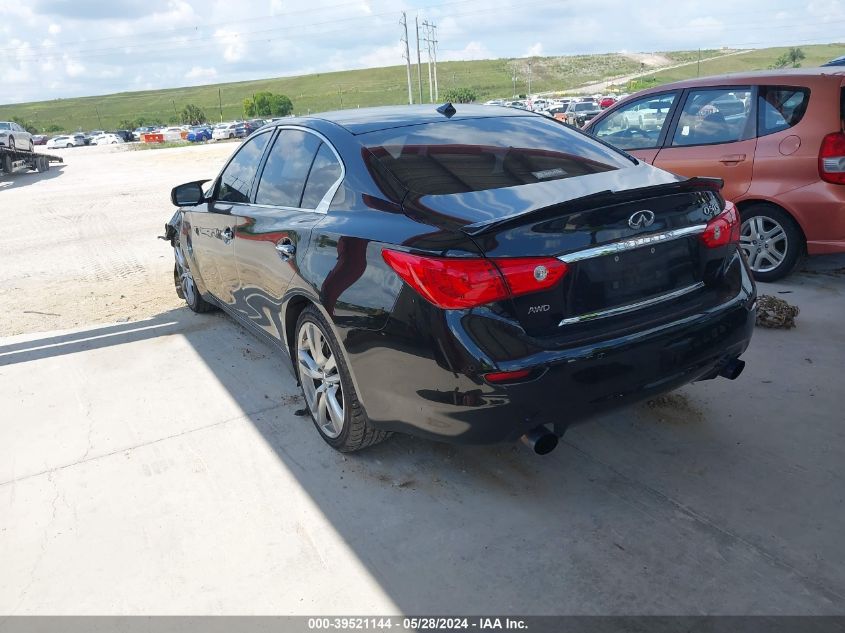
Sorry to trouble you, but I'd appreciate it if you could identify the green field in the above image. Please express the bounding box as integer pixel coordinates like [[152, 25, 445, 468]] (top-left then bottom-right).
[[1, 44, 841, 133]]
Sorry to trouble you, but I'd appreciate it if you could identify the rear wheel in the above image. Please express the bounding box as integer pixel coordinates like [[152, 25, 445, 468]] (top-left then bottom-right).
[[739, 204, 803, 282], [174, 240, 215, 313], [295, 306, 389, 452]]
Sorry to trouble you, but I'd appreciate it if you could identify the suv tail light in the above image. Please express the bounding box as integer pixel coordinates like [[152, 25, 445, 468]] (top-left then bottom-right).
[[382, 250, 568, 310], [819, 132, 845, 185], [700, 200, 741, 249]]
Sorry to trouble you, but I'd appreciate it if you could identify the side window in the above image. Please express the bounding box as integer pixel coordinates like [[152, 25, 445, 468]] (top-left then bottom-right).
[[672, 88, 753, 147], [217, 131, 270, 203], [255, 130, 321, 208], [590, 92, 677, 150], [758, 86, 810, 137], [301, 143, 343, 209]]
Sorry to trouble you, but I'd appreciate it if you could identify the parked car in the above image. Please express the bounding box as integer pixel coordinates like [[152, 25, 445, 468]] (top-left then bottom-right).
[[600, 96, 617, 109], [160, 127, 186, 142], [822, 55, 845, 67], [87, 132, 106, 145], [564, 101, 601, 127], [113, 130, 134, 142], [133, 127, 155, 141], [32, 134, 47, 145], [92, 133, 124, 145], [165, 105, 755, 454], [245, 119, 267, 134], [0, 121, 34, 152], [484, 99, 505, 106], [584, 68, 845, 280], [187, 126, 212, 142], [46, 135, 75, 149], [212, 122, 245, 140]]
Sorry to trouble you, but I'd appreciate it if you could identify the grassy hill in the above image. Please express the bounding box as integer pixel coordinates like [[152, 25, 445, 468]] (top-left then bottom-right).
[[1, 44, 841, 133]]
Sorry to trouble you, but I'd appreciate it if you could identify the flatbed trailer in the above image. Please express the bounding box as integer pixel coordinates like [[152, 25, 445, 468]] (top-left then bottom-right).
[[0, 146, 63, 175]]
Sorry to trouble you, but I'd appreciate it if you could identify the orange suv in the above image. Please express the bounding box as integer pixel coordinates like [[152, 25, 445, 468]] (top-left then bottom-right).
[[584, 68, 845, 280]]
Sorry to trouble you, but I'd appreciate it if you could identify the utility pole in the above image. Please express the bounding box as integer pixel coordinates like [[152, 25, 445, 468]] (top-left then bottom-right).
[[415, 16, 423, 104], [527, 61, 532, 97], [422, 20, 433, 103], [697, 48, 701, 77], [339, 86, 344, 109], [401, 12, 413, 104], [511, 74, 517, 98], [95, 105, 102, 128], [218, 88, 223, 122], [431, 23, 439, 102]]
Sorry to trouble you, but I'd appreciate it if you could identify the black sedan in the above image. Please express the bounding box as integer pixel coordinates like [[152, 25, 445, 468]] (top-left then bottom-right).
[[165, 104, 755, 454]]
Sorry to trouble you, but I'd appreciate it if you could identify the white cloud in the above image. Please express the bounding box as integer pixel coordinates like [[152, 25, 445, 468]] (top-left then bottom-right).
[[185, 65, 218, 80], [524, 42, 543, 57], [64, 57, 85, 77], [214, 28, 246, 62], [47, 23, 61, 35], [440, 41, 493, 62], [358, 44, 404, 69]]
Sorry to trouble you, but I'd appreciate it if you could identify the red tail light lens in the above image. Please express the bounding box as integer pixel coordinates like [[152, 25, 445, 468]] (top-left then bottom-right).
[[819, 132, 845, 185], [484, 368, 533, 383], [382, 250, 568, 309], [700, 200, 741, 249]]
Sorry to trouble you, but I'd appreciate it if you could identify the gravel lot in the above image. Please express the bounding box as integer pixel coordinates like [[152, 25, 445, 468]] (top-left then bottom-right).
[[0, 142, 236, 337], [1, 143, 843, 615]]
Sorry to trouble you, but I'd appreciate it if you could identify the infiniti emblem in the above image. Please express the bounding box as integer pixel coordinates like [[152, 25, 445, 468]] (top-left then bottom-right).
[[628, 210, 656, 230]]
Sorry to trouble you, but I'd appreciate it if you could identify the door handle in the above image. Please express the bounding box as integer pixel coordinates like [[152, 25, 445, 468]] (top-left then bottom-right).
[[221, 227, 233, 243], [275, 241, 296, 260], [719, 154, 746, 164]]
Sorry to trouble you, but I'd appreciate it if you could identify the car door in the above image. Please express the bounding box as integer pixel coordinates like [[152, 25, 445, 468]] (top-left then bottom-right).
[[586, 91, 679, 164], [652, 86, 757, 202], [187, 130, 272, 310], [232, 127, 343, 342]]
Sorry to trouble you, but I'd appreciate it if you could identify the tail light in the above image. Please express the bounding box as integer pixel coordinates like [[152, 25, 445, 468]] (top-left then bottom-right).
[[700, 200, 741, 249], [382, 250, 568, 310], [819, 132, 845, 185]]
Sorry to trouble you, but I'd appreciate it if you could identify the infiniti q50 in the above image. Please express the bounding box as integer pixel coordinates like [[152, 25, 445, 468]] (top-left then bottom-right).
[[165, 105, 755, 454]]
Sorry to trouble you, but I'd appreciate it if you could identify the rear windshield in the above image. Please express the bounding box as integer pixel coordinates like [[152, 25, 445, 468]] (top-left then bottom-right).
[[574, 103, 595, 112], [361, 116, 633, 196]]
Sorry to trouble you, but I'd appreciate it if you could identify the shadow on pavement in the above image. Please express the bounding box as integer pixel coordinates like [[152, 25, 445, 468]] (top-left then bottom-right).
[[4, 267, 844, 613], [0, 163, 66, 190]]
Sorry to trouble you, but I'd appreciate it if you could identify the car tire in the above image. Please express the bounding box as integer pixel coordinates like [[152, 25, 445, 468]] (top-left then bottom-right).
[[28, 140, 34, 153], [739, 203, 804, 282], [173, 240, 216, 314], [66, 144, 73, 148], [8, 136, 14, 150], [295, 306, 389, 453]]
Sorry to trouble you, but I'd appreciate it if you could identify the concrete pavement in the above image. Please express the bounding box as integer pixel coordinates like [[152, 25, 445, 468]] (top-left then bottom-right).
[[1, 262, 844, 614]]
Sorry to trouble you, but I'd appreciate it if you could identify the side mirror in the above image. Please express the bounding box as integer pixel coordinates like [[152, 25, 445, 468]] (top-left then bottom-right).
[[171, 180, 209, 207]]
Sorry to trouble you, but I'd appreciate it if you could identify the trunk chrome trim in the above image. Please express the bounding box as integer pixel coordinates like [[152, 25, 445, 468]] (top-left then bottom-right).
[[558, 225, 707, 263], [558, 282, 706, 326]]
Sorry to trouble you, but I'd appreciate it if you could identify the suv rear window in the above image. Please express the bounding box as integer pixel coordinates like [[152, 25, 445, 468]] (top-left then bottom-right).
[[757, 86, 810, 136], [361, 116, 633, 196]]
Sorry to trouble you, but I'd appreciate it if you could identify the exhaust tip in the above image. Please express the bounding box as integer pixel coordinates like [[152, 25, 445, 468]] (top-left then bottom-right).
[[719, 358, 746, 381], [520, 426, 559, 455]]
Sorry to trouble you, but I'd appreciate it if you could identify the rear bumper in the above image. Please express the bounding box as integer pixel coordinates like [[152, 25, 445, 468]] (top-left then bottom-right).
[[346, 264, 756, 445], [769, 180, 845, 255]]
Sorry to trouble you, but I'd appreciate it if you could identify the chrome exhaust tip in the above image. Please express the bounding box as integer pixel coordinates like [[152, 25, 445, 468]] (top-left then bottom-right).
[[520, 425, 559, 455]]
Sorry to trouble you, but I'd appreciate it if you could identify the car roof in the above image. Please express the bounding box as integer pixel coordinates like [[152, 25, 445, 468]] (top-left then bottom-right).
[[293, 104, 537, 135], [626, 67, 845, 97]]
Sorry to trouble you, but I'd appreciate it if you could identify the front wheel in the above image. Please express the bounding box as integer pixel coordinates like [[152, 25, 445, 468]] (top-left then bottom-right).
[[295, 306, 389, 452], [174, 240, 215, 313], [739, 204, 803, 282]]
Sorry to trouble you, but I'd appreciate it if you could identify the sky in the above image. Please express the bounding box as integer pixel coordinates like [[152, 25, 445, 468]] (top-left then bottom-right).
[[1, 0, 843, 104]]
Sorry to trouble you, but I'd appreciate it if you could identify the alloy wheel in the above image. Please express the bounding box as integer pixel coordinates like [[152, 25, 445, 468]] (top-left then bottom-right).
[[298, 322, 345, 439], [739, 215, 789, 274], [173, 244, 197, 306]]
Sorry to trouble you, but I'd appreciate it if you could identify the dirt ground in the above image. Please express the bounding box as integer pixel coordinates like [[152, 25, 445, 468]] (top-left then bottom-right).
[[0, 142, 237, 337]]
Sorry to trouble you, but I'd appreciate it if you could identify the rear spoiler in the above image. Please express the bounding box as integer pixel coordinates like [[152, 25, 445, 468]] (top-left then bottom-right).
[[460, 176, 723, 237]]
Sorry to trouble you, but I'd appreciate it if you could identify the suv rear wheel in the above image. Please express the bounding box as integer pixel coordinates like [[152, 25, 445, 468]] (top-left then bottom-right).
[[739, 204, 803, 282]]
